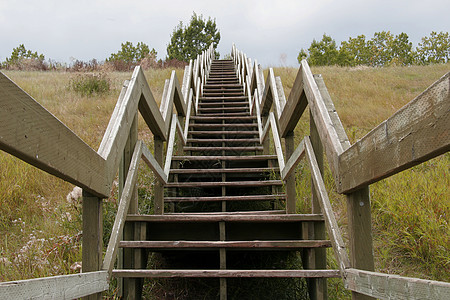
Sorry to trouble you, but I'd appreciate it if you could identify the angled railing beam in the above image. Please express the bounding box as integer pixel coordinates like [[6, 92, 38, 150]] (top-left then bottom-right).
[[0, 72, 109, 198], [338, 71, 450, 194], [102, 141, 142, 275], [279, 65, 308, 137]]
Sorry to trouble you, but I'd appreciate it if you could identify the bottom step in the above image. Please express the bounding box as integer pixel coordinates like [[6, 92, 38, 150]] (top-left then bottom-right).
[[113, 269, 340, 278]]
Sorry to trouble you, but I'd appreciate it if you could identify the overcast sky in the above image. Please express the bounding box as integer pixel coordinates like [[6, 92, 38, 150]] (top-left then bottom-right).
[[1, 0, 449, 67]]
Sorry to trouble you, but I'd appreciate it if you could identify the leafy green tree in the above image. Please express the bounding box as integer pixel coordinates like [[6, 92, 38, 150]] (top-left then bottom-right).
[[299, 34, 339, 66], [416, 31, 450, 64], [339, 35, 372, 66], [297, 49, 308, 63], [3, 44, 45, 68], [167, 12, 220, 62], [108, 41, 156, 65], [389, 32, 414, 65]]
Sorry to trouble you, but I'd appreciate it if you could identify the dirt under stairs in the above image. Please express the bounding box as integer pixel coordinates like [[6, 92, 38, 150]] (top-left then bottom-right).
[[113, 59, 339, 299]]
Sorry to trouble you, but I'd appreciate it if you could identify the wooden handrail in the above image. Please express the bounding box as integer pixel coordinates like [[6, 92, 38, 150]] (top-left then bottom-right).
[[0, 72, 109, 198], [0, 271, 109, 299], [338, 71, 450, 193]]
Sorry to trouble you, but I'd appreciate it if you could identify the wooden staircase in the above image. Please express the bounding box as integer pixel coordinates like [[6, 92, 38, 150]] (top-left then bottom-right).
[[113, 60, 340, 299]]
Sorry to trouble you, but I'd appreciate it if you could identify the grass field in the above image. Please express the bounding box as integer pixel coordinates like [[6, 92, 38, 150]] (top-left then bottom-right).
[[0, 63, 448, 296]]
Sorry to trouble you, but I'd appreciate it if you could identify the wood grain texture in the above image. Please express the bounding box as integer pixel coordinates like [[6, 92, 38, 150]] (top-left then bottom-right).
[[113, 269, 340, 278], [304, 137, 350, 273], [314, 75, 350, 151], [0, 271, 108, 299], [0, 72, 108, 198], [141, 142, 167, 184], [345, 268, 450, 300], [279, 65, 308, 137], [338, 72, 450, 194], [159, 70, 187, 137], [119, 240, 332, 249], [301, 60, 343, 182], [281, 138, 305, 180], [126, 213, 323, 222], [102, 142, 142, 274]]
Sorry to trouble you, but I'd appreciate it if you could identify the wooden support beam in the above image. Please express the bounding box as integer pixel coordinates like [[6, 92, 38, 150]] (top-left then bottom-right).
[[82, 191, 103, 300], [279, 65, 308, 137], [338, 71, 450, 194], [284, 131, 296, 213], [153, 136, 164, 214], [0, 72, 108, 198], [304, 137, 351, 273], [309, 113, 327, 300], [102, 142, 142, 275], [346, 186, 375, 300]]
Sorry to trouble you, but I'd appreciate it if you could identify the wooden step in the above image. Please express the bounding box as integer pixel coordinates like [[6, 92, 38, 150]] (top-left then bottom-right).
[[203, 84, 243, 89], [183, 146, 263, 151], [164, 210, 285, 215], [190, 116, 255, 121], [119, 240, 332, 249], [164, 195, 286, 202], [198, 102, 248, 107], [113, 269, 341, 278], [126, 213, 323, 222], [197, 107, 249, 112], [169, 167, 277, 174], [197, 112, 250, 117], [189, 123, 256, 128], [165, 180, 283, 188], [189, 130, 258, 135], [187, 138, 259, 143], [171, 155, 277, 161]]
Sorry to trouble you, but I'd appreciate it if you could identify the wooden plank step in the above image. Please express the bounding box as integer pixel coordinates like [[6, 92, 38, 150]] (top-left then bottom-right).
[[183, 146, 263, 151], [164, 195, 286, 202], [126, 213, 323, 222], [172, 155, 277, 161], [189, 130, 257, 135], [197, 107, 249, 112], [198, 102, 248, 107], [197, 112, 250, 117], [165, 180, 283, 188], [187, 138, 259, 143], [119, 240, 332, 249], [202, 92, 243, 96], [190, 116, 255, 121], [113, 269, 341, 278], [199, 96, 247, 101], [169, 167, 278, 174], [204, 84, 243, 88], [189, 123, 256, 128], [164, 210, 285, 215]]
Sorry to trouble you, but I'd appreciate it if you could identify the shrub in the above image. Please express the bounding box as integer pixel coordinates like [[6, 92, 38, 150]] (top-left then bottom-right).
[[70, 73, 110, 96]]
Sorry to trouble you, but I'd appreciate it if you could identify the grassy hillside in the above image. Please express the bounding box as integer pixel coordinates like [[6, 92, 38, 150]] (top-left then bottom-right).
[[0, 64, 448, 295]]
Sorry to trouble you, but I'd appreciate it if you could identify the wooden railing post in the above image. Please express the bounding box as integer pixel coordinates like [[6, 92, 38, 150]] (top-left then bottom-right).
[[308, 112, 327, 300], [154, 135, 164, 214], [284, 131, 296, 213], [347, 186, 376, 300], [121, 114, 145, 299], [82, 191, 103, 300]]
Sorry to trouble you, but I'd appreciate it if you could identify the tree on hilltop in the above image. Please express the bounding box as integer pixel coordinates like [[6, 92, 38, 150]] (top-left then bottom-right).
[[167, 12, 220, 62]]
